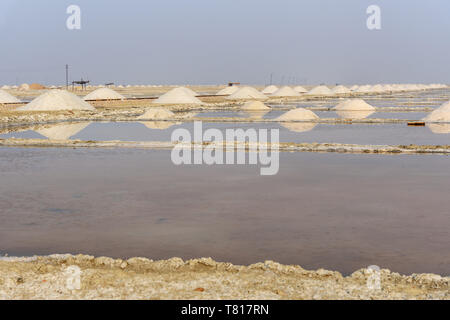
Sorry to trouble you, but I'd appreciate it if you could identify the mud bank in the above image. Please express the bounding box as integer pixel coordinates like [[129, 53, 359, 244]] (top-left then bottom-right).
[[0, 254, 448, 300], [1, 138, 449, 155]]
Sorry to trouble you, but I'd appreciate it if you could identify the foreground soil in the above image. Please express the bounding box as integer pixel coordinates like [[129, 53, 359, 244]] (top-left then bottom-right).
[[0, 255, 448, 300]]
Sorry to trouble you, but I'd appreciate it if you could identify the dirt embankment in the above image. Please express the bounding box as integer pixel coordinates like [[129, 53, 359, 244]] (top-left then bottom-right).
[[0, 255, 448, 300]]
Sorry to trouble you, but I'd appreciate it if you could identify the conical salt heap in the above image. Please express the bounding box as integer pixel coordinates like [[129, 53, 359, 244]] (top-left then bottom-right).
[[216, 86, 239, 95], [226, 86, 268, 100], [0, 89, 21, 103], [154, 87, 202, 104], [178, 86, 198, 96], [241, 101, 270, 111], [16, 90, 95, 111], [277, 108, 319, 121], [262, 85, 279, 94], [19, 83, 30, 91], [138, 108, 176, 120], [306, 85, 333, 96], [293, 86, 307, 93], [35, 122, 91, 140], [334, 99, 376, 111], [331, 85, 351, 94], [423, 101, 450, 123], [271, 86, 301, 97], [84, 88, 126, 100]]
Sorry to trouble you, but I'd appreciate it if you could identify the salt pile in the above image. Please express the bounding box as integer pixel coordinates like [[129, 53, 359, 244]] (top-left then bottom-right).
[[179, 87, 198, 96], [226, 87, 268, 100], [371, 84, 386, 93], [262, 85, 279, 94], [216, 86, 240, 95], [306, 85, 333, 96], [154, 87, 202, 104], [277, 108, 319, 121], [84, 88, 125, 100], [0, 89, 21, 103], [423, 101, 450, 123], [16, 90, 96, 111], [1, 85, 11, 90], [35, 122, 91, 140], [293, 86, 307, 93], [241, 101, 270, 111], [350, 85, 359, 91], [138, 108, 176, 119], [334, 99, 375, 111], [271, 86, 301, 97], [331, 85, 351, 94], [355, 85, 373, 93], [19, 83, 30, 91]]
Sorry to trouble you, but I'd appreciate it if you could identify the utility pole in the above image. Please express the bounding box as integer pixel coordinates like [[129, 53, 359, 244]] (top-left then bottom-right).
[[270, 73, 273, 85], [66, 64, 69, 89]]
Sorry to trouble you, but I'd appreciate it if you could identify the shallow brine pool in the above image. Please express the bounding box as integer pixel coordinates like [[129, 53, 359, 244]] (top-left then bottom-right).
[[0, 148, 449, 275]]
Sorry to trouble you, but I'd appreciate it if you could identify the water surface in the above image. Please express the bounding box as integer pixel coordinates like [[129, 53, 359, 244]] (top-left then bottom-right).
[[0, 147, 449, 275]]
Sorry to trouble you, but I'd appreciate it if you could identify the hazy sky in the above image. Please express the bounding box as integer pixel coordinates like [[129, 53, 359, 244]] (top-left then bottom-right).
[[0, 0, 449, 85]]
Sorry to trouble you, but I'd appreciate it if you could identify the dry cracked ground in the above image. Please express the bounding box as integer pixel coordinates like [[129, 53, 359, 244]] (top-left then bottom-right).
[[0, 255, 449, 300]]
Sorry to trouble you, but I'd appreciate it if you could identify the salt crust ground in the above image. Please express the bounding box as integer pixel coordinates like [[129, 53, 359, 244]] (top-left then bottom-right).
[[0, 254, 448, 300]]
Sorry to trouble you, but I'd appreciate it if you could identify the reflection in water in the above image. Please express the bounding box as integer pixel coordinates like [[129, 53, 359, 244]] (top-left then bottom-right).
[[427, 123, 450, 134], [336, 110, 376, 119], [139, 121, 179, 130], [241, 110, 270, 119], [281, 122, 317, 132], [35, 122, 91, 140]]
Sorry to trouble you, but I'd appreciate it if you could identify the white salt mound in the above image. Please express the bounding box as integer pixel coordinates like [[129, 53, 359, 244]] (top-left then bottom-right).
[[306, 85, 333, 96], [331, 85, 350, 94], [154, 87, 202, 104], [277, 108, 319, 121], [216, 86, 240, 95], [16, 90, 95, 111], [271, 86, 301, 97], [241, 101, 270, 111], [84, 88, 126, 100], [179, 87, 198, 96], [334, 99, 375, 111], [0, 89, 21, 103], [262, 85, 279, 94], [19, 83, 30, 91], [423, 101, 450, 123], [138, 108, 176, 120], [355, 85, 374, 93], [35, 122, 91, 140], [293, 86, 307, 93], [1, 85, 11, 90], [226, 87, 268, 100]]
